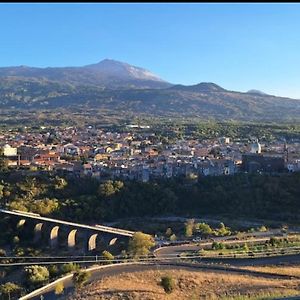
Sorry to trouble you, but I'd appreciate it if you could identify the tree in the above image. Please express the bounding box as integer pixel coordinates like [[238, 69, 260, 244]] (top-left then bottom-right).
[[30, 198, 59, 215], [184, 219, 195, 237], [98, 180, 124, 197], [169, 234, 177, 241], [24, 265, 49, 288], [165, 227, 172, 237], [12, 236, 19, 246], [54, 176, 67, 190], [128, 232, 155, 257], [160, 276, 175, 294], [243, 243, 249, 252], [72, 270, 90, 290], [0, 282, 21, 300], [195, 222, 213, 237], [216, 222, 231, 236], [212, 242, 225, 250]]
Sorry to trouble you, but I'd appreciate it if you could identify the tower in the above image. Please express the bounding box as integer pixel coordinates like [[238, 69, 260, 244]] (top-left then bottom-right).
[[250, 139, 261, 154]]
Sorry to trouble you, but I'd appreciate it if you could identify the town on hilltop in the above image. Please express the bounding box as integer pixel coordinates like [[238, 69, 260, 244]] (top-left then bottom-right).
[[1, 124, 300, 181]]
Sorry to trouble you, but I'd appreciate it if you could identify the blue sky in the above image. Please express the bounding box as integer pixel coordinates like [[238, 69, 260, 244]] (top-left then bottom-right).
[[1, 3, 300, 98]]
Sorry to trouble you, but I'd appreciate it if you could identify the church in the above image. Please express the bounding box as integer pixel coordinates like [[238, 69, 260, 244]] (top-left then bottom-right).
[[241, 139, 286, 173]]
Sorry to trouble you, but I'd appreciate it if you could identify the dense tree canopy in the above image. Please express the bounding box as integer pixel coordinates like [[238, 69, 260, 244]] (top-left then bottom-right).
[[0, 171, 300, 232]]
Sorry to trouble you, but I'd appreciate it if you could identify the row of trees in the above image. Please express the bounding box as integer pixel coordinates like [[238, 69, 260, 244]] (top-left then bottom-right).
[[184, 220, 231, 238]]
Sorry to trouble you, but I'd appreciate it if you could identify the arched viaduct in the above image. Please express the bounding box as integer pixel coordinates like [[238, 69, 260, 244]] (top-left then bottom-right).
[[1, 209, 135, 253]]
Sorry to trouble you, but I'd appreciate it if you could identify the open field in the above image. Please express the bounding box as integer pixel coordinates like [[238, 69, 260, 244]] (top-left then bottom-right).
[[240, 264, 300, 278], [67, 268, 300, 300]]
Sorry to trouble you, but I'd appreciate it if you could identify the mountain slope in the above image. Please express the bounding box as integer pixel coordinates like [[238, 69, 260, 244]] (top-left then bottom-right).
[[0, 59, 171, 89], [1, 78, 299, 121], [0, 60, 300, 121]]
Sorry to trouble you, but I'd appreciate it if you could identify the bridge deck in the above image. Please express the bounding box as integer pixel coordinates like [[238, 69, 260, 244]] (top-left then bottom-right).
[[0, 209, 134, 237]]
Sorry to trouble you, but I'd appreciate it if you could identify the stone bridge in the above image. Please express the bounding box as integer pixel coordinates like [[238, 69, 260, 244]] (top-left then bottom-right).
[[0, 209, 135, 253]]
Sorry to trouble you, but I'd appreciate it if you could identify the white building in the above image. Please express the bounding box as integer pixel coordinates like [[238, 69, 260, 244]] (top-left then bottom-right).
[[2, 144, 17, 157], [250, 140, 262, 154]]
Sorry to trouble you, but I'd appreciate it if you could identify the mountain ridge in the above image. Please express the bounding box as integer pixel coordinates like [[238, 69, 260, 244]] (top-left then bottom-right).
[[0, 59, 171, 89], [0, 59, 300, 121]]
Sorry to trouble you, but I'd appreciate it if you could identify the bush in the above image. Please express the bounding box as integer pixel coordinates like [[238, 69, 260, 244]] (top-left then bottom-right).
[[212, 242, 225, 250], [258, 225, 267, 232], [60, 263, 80, 275], [24, 265, 49, 288], [54, 281, 64, 295], [48, 265, 59, 278], [195, 222, 213, 236], [102, 250, 114, 261], [72, 270, 91, 290], [169, 234, 177, 241], [0, 248, 6, 257], [0, 282, 22, 299], [160, 275, 175, 294]]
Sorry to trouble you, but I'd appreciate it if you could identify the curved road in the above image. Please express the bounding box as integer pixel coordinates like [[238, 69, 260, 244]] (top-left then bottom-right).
[[26, 253, 300, 300], [23, 230, 300, 299]]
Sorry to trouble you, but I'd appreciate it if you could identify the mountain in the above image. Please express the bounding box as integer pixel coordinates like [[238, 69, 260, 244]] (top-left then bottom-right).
[[0, 59, 171, 89], [247, 89, 268, 96], [0, 60, 300, 121], [169, 82, 226, 93]]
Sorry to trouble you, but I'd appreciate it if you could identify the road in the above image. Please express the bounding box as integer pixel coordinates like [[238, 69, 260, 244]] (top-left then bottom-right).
[[20, 229, 300, 299], [23, 252, 300, 300]]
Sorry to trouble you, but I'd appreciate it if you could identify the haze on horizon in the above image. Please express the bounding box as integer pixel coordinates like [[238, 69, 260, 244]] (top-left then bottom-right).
[[1, 3, 300, 99]]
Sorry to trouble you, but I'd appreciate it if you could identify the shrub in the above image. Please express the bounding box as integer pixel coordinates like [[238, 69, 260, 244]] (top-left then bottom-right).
[[60, 263, 80, 275], [169, 234, 177, 241], [0, 282, 22, 299], [48, 265, 59, 278], [54, 281, 64, 295], [160, 275, 175, 294], [24, 265, 49, 288], [258, 225, 267, 232], [102, 250, 114, 261], [72, 270, 91, 290]]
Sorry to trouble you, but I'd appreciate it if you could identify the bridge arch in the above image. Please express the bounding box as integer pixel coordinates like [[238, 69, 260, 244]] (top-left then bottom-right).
[[49, 226, 60, 248], [109, 237, 118, 246], [17, 219, 26, 228], [67, 229, 77, 249], [88, 233, 98, 251], [34, 223, 43, 242]]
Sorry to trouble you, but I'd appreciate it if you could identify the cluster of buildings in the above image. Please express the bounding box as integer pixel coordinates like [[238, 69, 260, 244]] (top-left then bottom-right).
[[1, 125, 300, 182]]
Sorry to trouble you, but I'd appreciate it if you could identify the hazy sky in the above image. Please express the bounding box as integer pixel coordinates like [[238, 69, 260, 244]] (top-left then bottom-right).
[[1, 3, 300, 98]]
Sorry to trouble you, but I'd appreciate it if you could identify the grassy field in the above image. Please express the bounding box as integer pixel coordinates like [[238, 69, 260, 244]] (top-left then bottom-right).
[[68, 268, 300, 300], [240, 264, 300, 278]]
